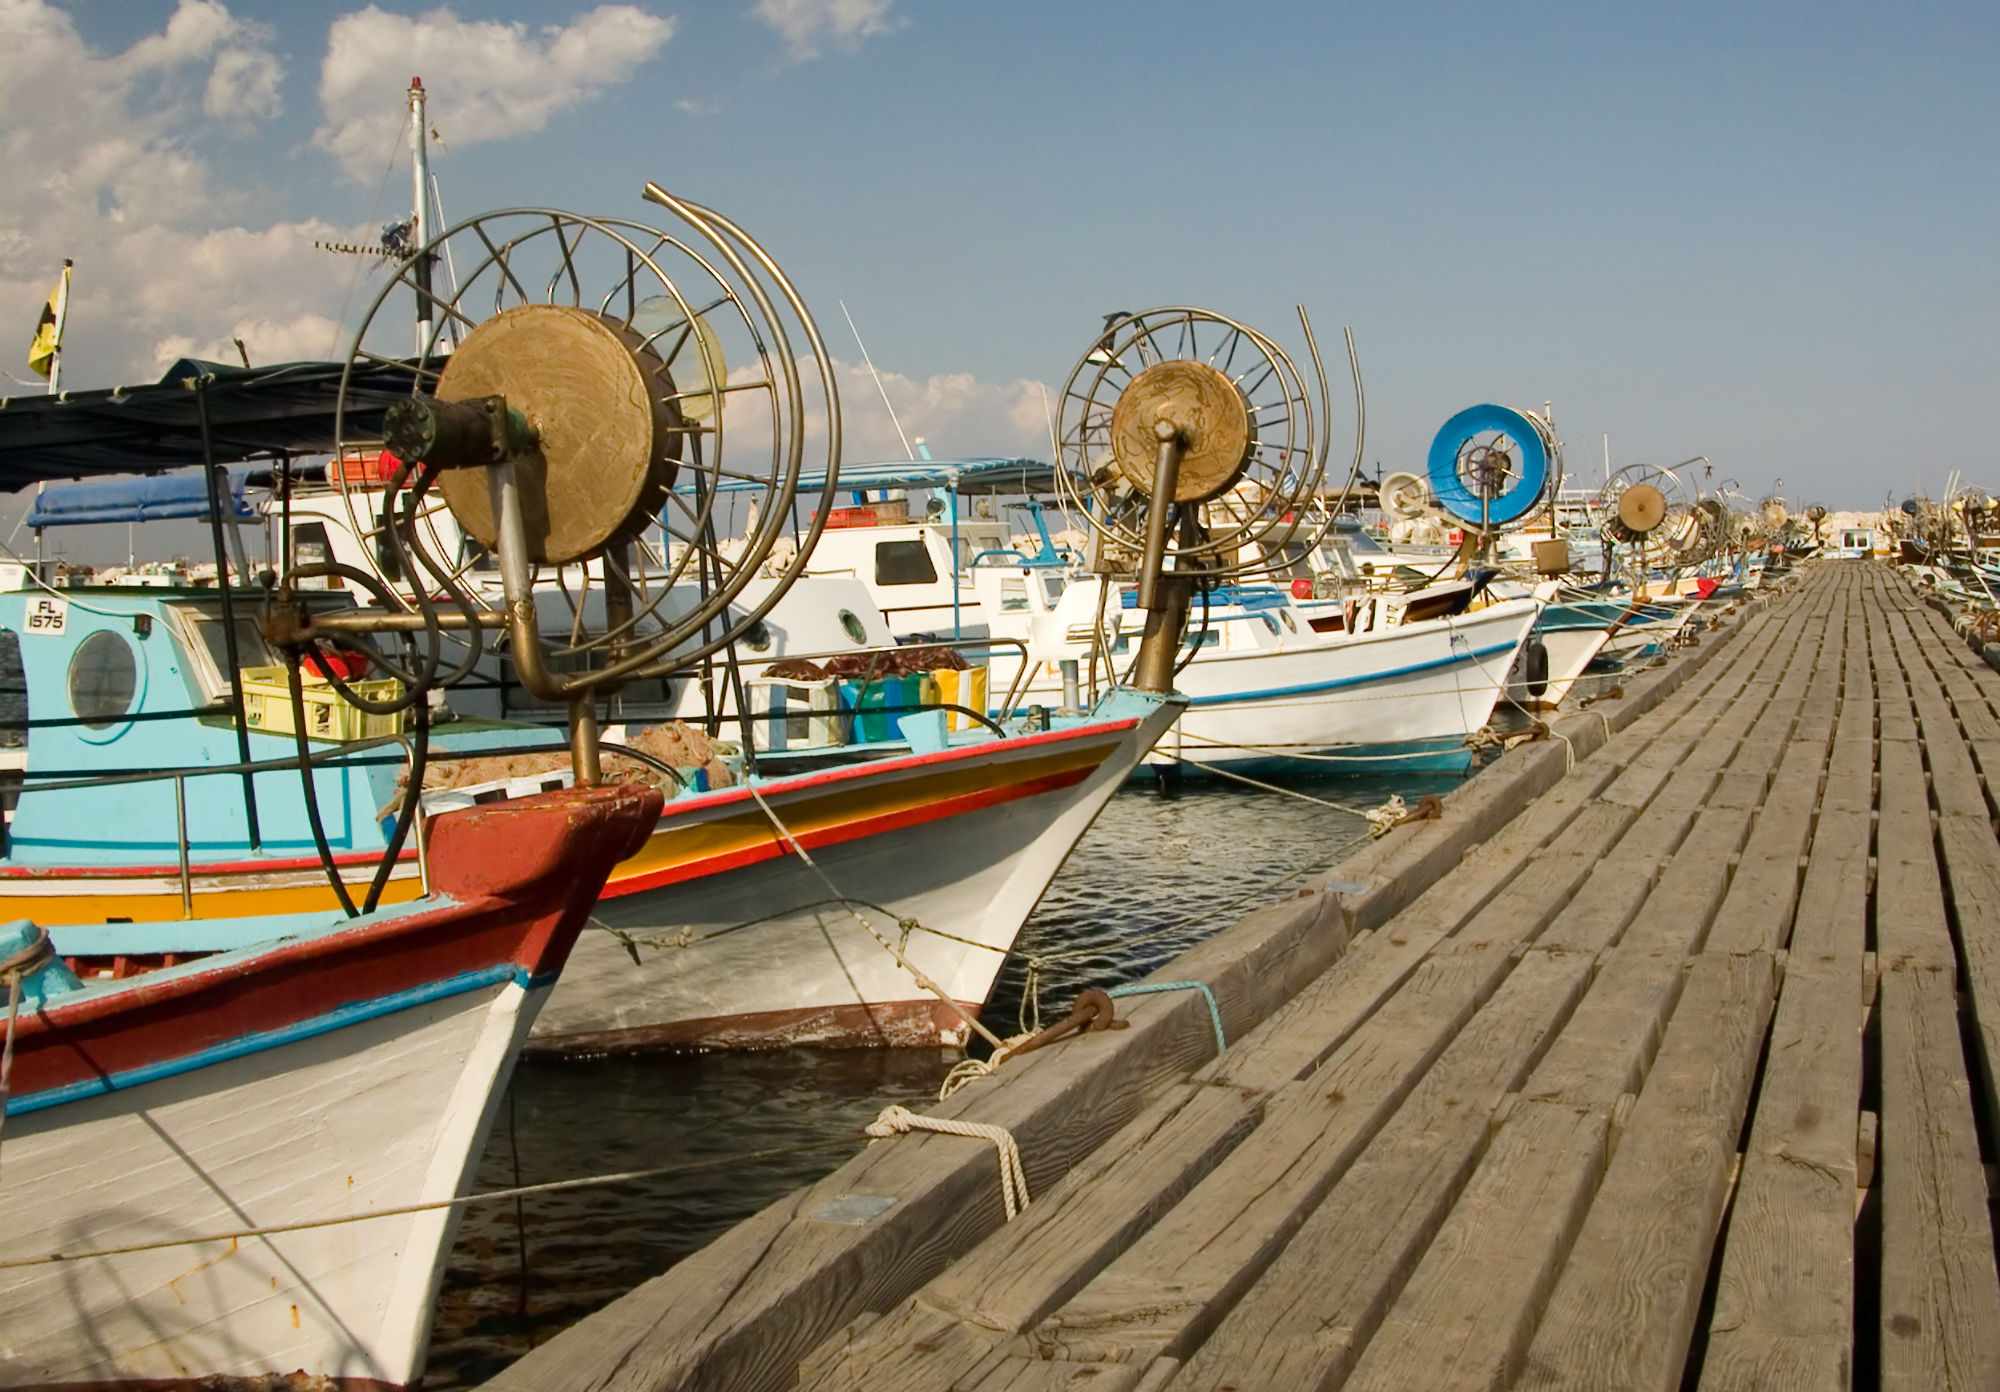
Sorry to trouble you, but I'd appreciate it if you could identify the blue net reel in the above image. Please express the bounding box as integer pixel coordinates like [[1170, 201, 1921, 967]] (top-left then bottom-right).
[[1425, 403, 1555, 527]]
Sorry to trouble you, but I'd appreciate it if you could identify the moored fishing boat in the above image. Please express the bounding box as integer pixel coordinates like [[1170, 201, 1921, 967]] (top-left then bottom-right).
[[0, 784, 659, 1388]]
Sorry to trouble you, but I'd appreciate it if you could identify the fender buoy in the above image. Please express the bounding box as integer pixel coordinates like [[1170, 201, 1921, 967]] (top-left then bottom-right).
[[1523, 636, 1550, 698]]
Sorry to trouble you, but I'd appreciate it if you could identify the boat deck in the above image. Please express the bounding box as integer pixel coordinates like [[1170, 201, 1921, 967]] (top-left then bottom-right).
[[484, 562, 2000, 1392]]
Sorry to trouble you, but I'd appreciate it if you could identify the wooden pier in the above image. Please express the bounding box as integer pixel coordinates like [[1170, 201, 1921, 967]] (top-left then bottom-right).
[[486, 563, 2000, 1392]]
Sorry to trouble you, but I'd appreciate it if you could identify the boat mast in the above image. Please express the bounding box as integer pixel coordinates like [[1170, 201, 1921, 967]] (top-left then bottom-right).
[[409, 76, 432, 357]]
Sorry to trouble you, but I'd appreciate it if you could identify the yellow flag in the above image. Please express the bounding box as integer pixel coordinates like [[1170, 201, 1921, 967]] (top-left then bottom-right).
[[27, 260, 71, 380]]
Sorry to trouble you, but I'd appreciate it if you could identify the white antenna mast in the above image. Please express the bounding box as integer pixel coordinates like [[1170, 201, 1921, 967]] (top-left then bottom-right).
[[428, 172, 460, 350], [408, 76, 433, 358], [839, 299, 915, 461]]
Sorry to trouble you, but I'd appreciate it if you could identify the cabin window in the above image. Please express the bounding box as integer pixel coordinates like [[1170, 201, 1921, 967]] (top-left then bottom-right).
[[999, 578, 1031, 613], [838, 609, 868, 644], [742, 618, 773, 653], [290, 521, 331, 572], [186, 613, 278, 694], [68, 630, 137, 728], [1041, 575, 1068, 604], [874, 540, 939, 586]]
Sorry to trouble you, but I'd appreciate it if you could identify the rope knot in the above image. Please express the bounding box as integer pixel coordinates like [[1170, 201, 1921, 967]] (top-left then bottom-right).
[[862, 1104, 1031, 1219], [0, 924, 53, 982]]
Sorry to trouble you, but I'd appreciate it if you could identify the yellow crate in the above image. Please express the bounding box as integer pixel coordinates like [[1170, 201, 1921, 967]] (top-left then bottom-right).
[[238, 665, 405, 743], [929, 666, 990, 730]]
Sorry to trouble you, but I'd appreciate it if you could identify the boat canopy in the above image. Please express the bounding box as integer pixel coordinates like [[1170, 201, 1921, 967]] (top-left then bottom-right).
[[0, 358, 409, 493], [26, 470, 257, 528], [675, 457, 1072, 497]]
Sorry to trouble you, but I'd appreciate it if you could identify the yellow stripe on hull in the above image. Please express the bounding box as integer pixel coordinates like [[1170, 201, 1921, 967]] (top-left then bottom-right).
[[0, 736, 1116, 926]]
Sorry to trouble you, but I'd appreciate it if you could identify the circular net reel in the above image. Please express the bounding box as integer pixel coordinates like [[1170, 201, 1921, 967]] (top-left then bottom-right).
[[1601, 462, 1696, 547], [326, 190, 838, 694], [1424, 404, 1560, 534], [1380, 470, 1430, 521], [1599, 462, 1705, 592], [1051, 306, 1336, 586]]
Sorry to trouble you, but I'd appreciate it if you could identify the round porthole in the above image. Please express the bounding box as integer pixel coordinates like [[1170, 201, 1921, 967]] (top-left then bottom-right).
[[1279, 609, 1298, 633], [1260, 614, 1281, 636], [68, 630, 139, 730], [838, 609, 868, 644], [742, 619, 773, 653]]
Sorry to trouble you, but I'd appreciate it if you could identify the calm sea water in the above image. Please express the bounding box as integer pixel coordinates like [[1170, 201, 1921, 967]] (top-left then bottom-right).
[[426, 765, 1467, 1386]]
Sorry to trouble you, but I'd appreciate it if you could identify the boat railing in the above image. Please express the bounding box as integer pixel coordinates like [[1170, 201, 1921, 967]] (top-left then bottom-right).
[[7, 733, 693, 916]]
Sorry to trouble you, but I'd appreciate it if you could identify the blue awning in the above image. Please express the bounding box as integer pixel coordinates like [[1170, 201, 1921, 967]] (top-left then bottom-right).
[[674, 456, 1070, 497], [26, 469, 257, 528]]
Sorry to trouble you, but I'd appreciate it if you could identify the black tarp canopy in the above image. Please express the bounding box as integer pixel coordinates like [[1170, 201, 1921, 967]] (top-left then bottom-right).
[[0, 358, 409, 494]]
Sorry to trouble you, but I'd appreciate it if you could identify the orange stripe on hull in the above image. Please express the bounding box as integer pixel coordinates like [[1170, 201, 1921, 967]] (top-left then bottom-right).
[[0, 738, 1116, 925]]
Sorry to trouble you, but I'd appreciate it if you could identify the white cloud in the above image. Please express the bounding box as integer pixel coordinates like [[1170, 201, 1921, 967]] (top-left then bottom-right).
[[674, 96, 718, 117], [118, 0, 243, 73], [152, 312, 348, 373], [724, 356, 1054, 469], [752, 0, 897, 60], [207, 45, 284, 122], [0, 2, 350, 390], [315, 4, 675, 181]]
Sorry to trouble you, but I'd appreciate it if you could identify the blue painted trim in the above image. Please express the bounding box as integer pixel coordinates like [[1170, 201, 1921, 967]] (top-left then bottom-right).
[[1147, 734, 1476, 777], [7, 963, 549, 1118], [1181, 638, 1519, 707]]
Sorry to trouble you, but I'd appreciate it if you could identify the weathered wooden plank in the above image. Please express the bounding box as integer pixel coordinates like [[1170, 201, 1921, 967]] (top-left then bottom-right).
[[1325, 599, 1761, 941], [1698, 810, 1869, 1392], [1211, 770, 1615, 1091], [1876, 740, 1953, 972], [1334, 947, 1772, 1392], [1339, 1095, 1609, 1392], [1518, 952, 1778, 1392], [1704, 747, 1820, 956], [1933, 813, 2000, 1191], [1534, 854, 1664, 955], [1170, 952, 1597, 1392], [1886, 611, 1989, 819], [1877, 962, 2000, 1390], [1026, 950, 1594, 1372], [481, 889, 1345, 1392], [797, 1082, 1262, 1392]]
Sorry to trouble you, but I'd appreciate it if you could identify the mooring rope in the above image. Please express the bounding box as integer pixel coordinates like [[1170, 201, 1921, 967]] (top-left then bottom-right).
[[742, 782, 1010, 1055], [863, 1104, 1030, 1221], [0, 925, 54, 1179], [0, 1134, 870, 1271], [1107, 980, 1225, 1052]]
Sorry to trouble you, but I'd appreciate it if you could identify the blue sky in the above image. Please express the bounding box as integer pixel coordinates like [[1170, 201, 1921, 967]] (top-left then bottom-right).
[[5, 0, 1996, 548]]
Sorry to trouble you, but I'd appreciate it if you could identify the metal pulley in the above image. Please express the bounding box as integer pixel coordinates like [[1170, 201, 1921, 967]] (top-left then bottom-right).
[[411, 305, 689, 567], [1106, 360, 1256, 504], [1615, 483, 1666, 536]]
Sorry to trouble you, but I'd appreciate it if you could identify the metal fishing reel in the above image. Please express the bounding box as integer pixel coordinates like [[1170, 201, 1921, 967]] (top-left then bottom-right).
[[1601, 462, 1696, 549], [1051, 306, 1348, 690], [1379, 470, 1430, 521], [321, 191, 838, 702], [1425, 404, 1561, 532], [1053, 308, 1345, 583]]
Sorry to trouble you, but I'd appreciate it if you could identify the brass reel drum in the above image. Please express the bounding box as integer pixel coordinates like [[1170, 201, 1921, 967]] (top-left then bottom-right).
[[1051, 306, 1357, 691], [328, 194, 840, 686]]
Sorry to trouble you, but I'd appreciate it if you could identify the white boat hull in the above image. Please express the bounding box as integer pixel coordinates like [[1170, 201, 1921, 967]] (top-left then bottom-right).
[[530, 700, 1179, 1052], [0, 976, 544, 1388], [1140, 599, 1541, 772]]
